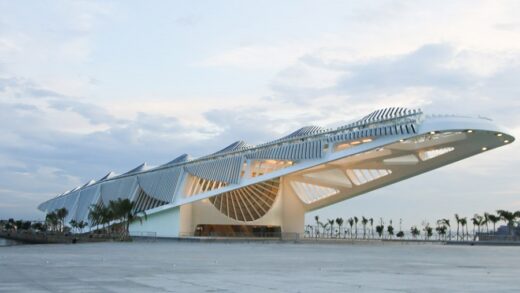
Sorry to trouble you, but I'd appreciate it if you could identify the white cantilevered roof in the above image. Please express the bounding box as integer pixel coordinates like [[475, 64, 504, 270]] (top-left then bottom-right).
[[39, 106, 514, 225], [38, 107, 424, 213]]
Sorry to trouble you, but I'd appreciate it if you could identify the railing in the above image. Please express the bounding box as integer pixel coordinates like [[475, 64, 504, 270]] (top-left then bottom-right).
[[302, 228, 453, 241], [302, 229, 520, 243], [0, 230, 123, 244], [129, 231, 157, 241]]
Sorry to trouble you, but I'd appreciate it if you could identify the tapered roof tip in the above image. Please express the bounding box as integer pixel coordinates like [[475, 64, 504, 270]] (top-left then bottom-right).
[[121, 163, 149, 176], [278, 126, 328, 141], [212, 141, 254, 155], [70, 185, 82, 192], [99, 171, 117, 181], [81, 179, 96, 188], [163, 153, 191, 166]]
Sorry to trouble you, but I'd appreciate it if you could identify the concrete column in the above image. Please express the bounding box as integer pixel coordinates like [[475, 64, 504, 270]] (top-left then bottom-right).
[[280, 177, 305, 235], [179, 204, 193, 236]]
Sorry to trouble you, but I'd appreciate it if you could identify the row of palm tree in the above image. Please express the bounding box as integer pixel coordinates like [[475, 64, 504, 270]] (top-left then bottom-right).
[[45, 207, 68, 232], [310, 215, 382, 239], [88, 198, 146, 238], [40, 199, 146, 239], [1, 219, 34, 231], [454, 210, 520, 240], [68, 219, 88, 233], [307, 209, 520, 241]]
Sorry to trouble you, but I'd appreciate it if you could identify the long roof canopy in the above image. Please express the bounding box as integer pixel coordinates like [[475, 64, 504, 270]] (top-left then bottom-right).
[[39, 107, 423, 207]]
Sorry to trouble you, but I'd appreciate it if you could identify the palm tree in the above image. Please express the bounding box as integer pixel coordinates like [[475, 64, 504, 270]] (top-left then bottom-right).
[[88, 204, 113, 232], [487, 214, 500, 234], [335, 218, 344, 238], [77, 221, 88, 233], [45, 212, 59, 232], [56, 207, 68, 232], [314, 215, 320, 237], [103, 205, 115, 232], [397, 218, 404, 239], [496, 210, 520, 236], [471, 214, 484, 240], [347, 218, 354, 239], [88, 204, 101, 230], [31, 222, 45, 232], [465, 218, 470, 239], [320, 222, 329, 238], [483, 213, 490, 233], [411, 226, 420, 239], [361, 217, 368, 239], [109, 198, 147, 238], [305, 225, 312, 236], [375, 225, 384, 238], [454, 214, 461, 240], [369, 218, 374, 239], [387, 220, 394, 239], [471, 216, 478, 239], [69, 219, 77, 233], [327, 219, 335, 238], [353, 216, 359, 239], [5, 218, 15, 231], [424, 225, 433, 240], [437, 218, 450, 240], [305, 225, 313, 237], [477, 214, 485, 238], [375, 218, 384, 238], [459, 217, 467, 241], [435, 225, 447, 240]]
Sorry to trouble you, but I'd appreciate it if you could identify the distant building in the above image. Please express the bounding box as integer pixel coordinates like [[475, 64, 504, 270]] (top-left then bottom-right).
[[496, 225, 520, 236], [38, 107, 515, 237]]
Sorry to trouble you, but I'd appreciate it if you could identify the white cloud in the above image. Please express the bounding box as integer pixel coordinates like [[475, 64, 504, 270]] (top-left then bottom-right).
[[273, 61, 343, 90], [198, 44, 309, 70]]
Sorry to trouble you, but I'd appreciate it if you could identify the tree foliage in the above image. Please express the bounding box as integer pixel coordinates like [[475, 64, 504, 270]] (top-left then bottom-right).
[[88, 198, 146, 239]]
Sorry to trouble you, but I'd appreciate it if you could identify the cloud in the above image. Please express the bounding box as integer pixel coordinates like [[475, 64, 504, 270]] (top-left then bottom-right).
[[203, 108, 285, 145], [334, 44, 474, 91], [0, 77, 65, 99], [0, 77, 221, 218], [199, 43, 318, 70], [272, 44, 474, 98], [47, 98, 117, 125], [494, 22, 520, 32], [173, 15, 199, 27], [269, 43, 520, 127]]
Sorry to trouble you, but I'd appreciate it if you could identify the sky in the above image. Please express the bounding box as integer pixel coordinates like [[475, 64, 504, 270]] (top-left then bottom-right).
[[0, 1, 519, 229]]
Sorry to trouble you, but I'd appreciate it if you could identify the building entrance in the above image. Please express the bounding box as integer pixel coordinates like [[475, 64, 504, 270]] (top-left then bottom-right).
[[194, 224, 281, 237]]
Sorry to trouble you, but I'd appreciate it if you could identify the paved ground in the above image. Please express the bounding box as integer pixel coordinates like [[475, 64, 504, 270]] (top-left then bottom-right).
[[0, 240, 519, 292]]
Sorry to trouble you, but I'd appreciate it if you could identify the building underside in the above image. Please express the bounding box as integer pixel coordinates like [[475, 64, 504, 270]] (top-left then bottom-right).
[[38, 107, 515, 237]]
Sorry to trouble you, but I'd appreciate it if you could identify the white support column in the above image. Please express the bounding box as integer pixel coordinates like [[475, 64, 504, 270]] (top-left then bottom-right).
[[179, 203, 193, 236], [280, 177, 306, 235]]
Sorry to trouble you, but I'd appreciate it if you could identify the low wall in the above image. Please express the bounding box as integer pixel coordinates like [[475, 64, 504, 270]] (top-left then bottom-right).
[[0, 231, 114, 244]]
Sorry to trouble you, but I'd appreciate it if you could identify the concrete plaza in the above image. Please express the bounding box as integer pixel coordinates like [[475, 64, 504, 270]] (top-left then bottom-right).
[[0, 241, 519, 292]]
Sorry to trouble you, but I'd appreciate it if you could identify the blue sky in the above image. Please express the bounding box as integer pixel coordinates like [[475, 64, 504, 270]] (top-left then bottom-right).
[[0, 1, 519, 228]]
